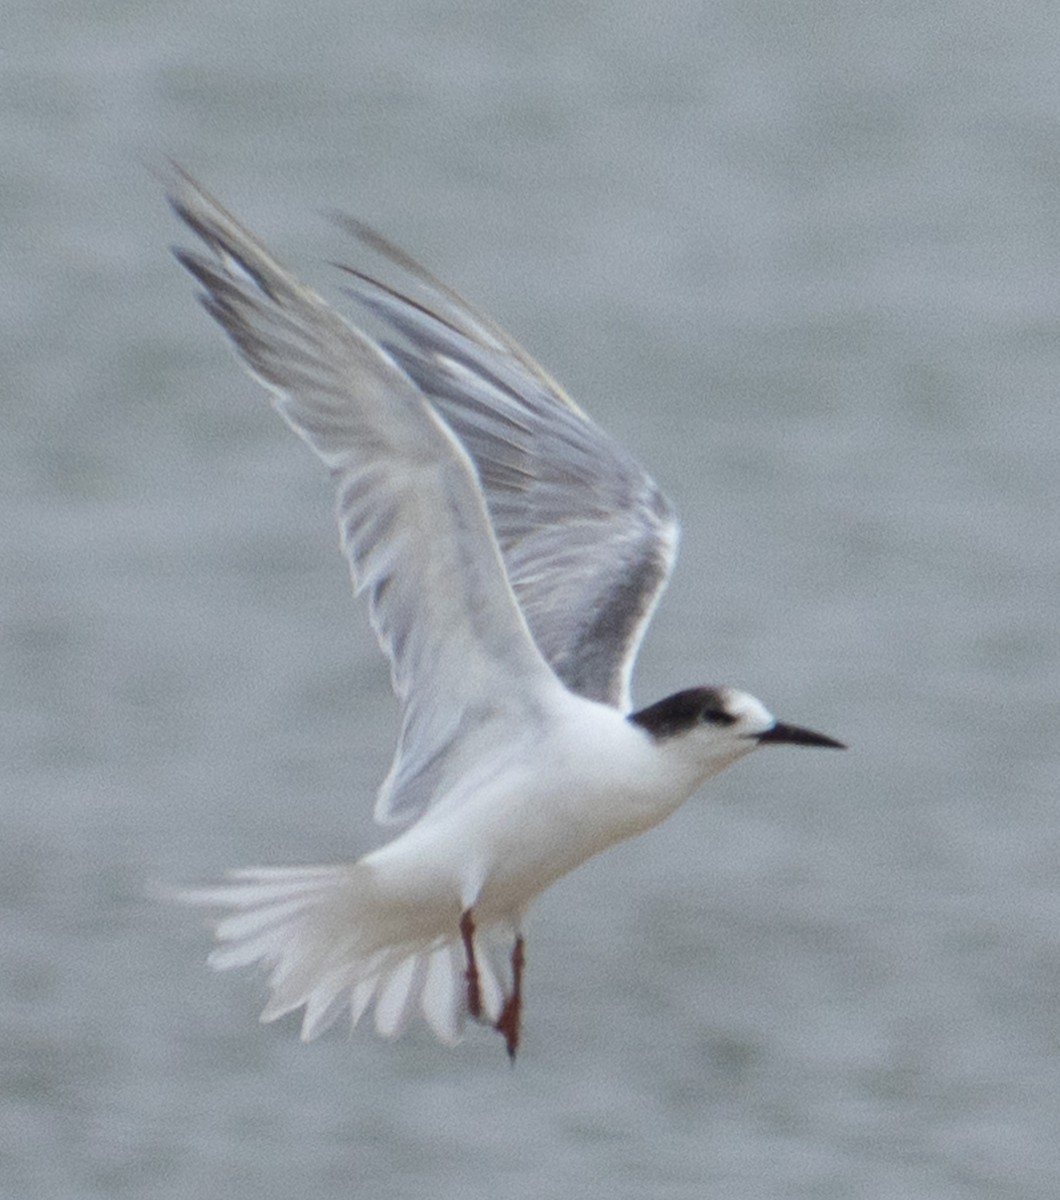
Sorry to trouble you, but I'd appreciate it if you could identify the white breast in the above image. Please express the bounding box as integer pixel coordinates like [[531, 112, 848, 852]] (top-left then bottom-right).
[[365, 691, 711, 927]]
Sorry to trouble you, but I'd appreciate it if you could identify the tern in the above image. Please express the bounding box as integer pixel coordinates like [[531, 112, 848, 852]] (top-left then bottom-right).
[[167, 167, 844, 1059]]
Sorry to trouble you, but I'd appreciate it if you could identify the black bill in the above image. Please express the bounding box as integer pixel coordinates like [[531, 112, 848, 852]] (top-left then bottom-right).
[[757, 722, 846, 749]]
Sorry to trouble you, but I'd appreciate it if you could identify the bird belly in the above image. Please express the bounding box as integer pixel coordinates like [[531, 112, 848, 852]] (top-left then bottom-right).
[[365, 708, 696, 927]]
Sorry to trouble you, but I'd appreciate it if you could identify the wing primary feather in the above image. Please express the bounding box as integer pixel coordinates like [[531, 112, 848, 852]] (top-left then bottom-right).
[[166, 167, 560, 826], [333, 222, 679, 709]]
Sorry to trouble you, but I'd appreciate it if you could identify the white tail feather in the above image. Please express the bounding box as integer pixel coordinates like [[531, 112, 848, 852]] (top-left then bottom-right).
[[177, 865, 506, 1044]]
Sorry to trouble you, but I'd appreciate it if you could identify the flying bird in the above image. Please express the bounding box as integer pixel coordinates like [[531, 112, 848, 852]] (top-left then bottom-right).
[[167, 167, 844, 1059]]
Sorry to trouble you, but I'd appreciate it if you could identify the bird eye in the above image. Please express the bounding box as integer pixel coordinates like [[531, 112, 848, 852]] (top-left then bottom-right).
[[702, 708, 737, 726]]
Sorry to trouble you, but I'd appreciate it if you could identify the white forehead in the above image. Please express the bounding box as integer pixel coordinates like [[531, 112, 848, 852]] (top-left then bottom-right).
[[720, 688, 776, 735]]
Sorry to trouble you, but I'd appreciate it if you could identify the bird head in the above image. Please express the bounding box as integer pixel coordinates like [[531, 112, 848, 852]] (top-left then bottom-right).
[[629, 686, 845, 778]]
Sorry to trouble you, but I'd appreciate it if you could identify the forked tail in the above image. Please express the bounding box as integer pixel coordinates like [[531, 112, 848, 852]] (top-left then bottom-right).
[[177, 865, 509, 1044]]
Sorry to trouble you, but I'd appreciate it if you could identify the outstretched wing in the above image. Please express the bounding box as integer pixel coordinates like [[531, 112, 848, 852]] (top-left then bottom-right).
[[167, 167, 562, 827], [332, 220, 679, 712]]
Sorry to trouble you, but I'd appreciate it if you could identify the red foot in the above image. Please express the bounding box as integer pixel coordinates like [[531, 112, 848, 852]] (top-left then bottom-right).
[[459, 909, 482, 1019], [494, 935, 525, 1061]]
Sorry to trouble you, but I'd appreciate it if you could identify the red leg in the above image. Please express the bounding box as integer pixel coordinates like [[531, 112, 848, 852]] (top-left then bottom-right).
[[495, 935, 525, 1061], [459, 909, 483, 1019]]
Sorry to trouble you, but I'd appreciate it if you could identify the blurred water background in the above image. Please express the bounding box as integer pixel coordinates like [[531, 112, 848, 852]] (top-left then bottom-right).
[[4, 2, 1060, 1196]]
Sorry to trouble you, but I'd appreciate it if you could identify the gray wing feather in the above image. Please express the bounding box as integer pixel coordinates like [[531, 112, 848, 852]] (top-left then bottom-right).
[[334, 240, 678, 710], [167, 168, 558, 826]]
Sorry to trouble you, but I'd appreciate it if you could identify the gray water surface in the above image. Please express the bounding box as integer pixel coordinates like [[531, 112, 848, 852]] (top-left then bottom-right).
[[4, 2, 1060, 1197]]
